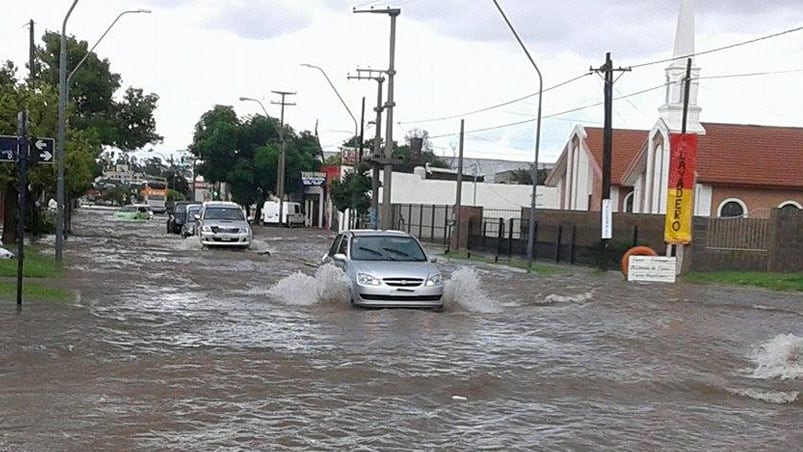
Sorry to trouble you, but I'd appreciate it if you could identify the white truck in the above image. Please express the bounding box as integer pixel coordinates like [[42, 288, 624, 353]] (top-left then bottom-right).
[[261, 201, 305, 226]]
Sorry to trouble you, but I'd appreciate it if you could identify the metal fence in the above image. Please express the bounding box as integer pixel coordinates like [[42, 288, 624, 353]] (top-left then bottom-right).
[[392, 204, 453, 244], [483, 209, 524, 239], [705, 217, 771, 251]]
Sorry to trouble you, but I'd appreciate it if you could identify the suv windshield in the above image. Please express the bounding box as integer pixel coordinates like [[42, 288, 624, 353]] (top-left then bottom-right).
[[350, 236, 426, 262], [204, 207, 245, 221]]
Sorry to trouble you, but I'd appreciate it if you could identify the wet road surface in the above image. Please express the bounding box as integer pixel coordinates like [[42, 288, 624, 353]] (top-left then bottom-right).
[[1, 208, 801, 450]]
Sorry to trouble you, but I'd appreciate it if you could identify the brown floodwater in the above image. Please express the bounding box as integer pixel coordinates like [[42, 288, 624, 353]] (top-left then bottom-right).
[[1, 208, 801, 451]]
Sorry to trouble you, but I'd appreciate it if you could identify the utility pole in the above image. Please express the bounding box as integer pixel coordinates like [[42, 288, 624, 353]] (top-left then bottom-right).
[[359, 97, 365, 161], [16, 111, 29, 307], [354, 7, 400, 230], [348, 69, 385, 229], [591, 52, 630, 270], [28, 20, 35, 84], [271, 90, 296, 228], [454, 120, 465, 250]]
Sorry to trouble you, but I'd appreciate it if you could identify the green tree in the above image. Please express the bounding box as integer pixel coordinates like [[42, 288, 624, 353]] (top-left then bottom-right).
[[189, 107, 321, 214], [329, 162, 372, 214], [36, 31, 162, 150]]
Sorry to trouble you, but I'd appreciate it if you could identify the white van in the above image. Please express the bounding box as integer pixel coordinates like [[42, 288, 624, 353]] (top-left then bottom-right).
[[261, 201, 304, 226]]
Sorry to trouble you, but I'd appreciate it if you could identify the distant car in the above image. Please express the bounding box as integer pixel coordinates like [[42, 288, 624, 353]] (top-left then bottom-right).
[[321, 230, 444, 309], [181, 203, 202, 237], [197, 201, 252, 248], [167, 201, 196, 234], [261, 201, 305, 227], [115, 204, 152, 221]]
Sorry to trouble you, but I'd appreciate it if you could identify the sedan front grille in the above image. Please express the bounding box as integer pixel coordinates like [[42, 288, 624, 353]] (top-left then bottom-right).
[[382, 278, 424, 287]]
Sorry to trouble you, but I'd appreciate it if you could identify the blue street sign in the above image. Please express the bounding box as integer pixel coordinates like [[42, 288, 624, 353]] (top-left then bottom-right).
[[0, 135, 55, 164], [0, 135, 17, 162]]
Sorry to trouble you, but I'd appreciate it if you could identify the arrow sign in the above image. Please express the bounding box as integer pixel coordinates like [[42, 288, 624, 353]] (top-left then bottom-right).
[[0, 135, 17, 162], [31, 137, 55, 164]]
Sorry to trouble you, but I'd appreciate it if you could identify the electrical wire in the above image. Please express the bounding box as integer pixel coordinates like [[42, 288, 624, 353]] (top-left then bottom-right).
[[629, 25, 803, 69], [398, 71, 593, 125]]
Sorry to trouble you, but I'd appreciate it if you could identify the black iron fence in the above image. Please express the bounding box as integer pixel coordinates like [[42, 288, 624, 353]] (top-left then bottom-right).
[[392, 204, 453, 245]]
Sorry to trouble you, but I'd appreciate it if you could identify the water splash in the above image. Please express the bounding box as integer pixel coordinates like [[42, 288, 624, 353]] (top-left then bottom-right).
[[267, 264, 350, 306], [727, 387, 799, 404], [175, 237, 202, 251], [540, 292, 594, 305], [248, 239, 273, 255], [443, 267, 501, 313], [749, 334, 802, 380]]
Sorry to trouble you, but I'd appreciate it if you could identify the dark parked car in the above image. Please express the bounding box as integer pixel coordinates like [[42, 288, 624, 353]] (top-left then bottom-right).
[[166, 201, 195, 234]]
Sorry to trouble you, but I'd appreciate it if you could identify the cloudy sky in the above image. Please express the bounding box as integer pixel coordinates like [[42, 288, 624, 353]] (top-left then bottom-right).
[[2, 0, 802, 164]]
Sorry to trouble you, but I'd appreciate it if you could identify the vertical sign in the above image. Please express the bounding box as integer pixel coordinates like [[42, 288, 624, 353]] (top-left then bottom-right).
[[601, 199, 613, 239], [664, 134, 698, 244]]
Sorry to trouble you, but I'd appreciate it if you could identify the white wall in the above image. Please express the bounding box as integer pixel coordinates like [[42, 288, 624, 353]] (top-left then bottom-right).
[[378, 170, 558, 210]]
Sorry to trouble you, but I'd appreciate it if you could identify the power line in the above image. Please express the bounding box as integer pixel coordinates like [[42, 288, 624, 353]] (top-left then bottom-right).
[[399, 71, 593, 125], [426, 65, 803, 140], [630, 25, 803, 69]]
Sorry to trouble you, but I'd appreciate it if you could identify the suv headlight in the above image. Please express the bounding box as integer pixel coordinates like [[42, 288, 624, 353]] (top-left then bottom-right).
[[357, 273, 381, 286], [425, 273, 443, 286]]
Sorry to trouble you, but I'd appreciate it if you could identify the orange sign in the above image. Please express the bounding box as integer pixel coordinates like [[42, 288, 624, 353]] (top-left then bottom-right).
[[664, 134, 698, 244]]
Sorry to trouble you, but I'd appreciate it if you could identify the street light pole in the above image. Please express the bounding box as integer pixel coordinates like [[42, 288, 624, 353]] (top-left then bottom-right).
[[55, 0, 79, 264], [55, 5, 151, 263], [491, 0, 543, 270], [301, 63, 359, 153]]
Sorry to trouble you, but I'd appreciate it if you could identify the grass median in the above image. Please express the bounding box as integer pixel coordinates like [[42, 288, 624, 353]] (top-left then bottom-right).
[[439, 250, 564, 275], [0, 246, 71, 302], [685, 271, 803, 292]]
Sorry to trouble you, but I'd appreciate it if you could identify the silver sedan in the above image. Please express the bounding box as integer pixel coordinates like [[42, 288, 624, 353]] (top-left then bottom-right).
[[322, 230, 444, 309]]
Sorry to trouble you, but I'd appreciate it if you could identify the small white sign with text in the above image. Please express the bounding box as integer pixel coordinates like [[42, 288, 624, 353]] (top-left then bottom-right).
[[627, 256, 677, 283]]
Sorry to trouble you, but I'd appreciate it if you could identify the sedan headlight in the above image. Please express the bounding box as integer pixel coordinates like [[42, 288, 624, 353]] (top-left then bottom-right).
[[425, 273, 443, 286], [357, 273, 381, 286], [201, 225, 212, 232]]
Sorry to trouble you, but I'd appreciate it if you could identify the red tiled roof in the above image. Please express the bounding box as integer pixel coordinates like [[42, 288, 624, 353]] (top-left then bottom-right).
[[698, 123, 803, 189], [583, 127, 647, 186]]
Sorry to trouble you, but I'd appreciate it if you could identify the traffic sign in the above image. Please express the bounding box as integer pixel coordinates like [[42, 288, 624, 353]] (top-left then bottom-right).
[[32, 137, 55, 164], [0, 135, 17, 162], [0, 135, 55, 164]]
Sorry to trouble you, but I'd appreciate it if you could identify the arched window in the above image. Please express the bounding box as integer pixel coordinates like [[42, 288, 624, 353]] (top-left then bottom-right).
[[718, 198, 746, 218], [778, 201, 801, 213], [623, 192, 634, 213]]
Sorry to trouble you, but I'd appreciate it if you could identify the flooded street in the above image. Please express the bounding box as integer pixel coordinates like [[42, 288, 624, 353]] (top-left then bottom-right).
[[2, 208, 801, 450]]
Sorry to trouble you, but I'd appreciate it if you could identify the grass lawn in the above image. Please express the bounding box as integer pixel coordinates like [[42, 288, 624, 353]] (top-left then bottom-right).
[[440, 251, 563, 275], [685, 272, 803, 292], [0, 282, 73, 303], [0, 247, 61, 278]]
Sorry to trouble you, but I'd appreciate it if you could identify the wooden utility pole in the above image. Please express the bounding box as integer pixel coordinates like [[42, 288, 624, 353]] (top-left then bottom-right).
[[591, 52, 630, 270], [348, 69, 385, 229]]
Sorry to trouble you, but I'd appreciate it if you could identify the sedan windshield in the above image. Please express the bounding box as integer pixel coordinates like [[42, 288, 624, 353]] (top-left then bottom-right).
[[204, 207, 245, 221], [350, 236, 426, 262]]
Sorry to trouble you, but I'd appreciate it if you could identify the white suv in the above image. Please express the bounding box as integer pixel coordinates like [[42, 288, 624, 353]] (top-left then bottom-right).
[[197, 201, 252, 248]]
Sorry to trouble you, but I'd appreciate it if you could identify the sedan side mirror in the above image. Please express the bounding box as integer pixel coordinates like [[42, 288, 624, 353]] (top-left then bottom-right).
[[332, 253, 347, 264], [429, 256, 438, 263]]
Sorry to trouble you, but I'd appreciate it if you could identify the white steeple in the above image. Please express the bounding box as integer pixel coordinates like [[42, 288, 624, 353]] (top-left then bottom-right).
[[659, 0, 705, 133]]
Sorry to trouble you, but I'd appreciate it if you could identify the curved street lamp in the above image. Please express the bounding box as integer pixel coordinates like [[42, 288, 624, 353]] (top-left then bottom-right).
[[301, 63, 359, 147], [56, 5, 152, 263], [491, 0, 543, 270]]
